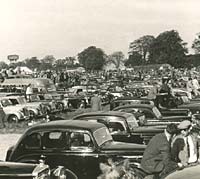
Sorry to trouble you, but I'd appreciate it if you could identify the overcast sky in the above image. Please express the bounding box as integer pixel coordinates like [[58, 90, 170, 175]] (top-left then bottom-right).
[[0, 0, 200, 62]]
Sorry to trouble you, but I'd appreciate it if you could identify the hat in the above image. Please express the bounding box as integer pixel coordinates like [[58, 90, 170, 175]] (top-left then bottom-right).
[[177, 120, 191, 130]]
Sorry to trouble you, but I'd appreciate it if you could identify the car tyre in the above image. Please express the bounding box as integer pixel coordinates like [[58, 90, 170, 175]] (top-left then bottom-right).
[[8, 115, 19, 123]]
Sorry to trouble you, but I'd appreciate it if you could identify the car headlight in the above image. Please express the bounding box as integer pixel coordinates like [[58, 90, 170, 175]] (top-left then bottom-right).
[[188, 111, 192, 117]]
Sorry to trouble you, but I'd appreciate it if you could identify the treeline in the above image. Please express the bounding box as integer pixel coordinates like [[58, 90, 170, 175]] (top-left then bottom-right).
[[1, 29, 200, 71]]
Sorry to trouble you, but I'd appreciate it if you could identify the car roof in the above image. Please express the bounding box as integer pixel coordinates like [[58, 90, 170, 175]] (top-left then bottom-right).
[[73, 111, 133, 119], [112, 97, 150, 101], [1, 95, 22, 99], [113, 104, 154, 110], [25, 120, 106, 134]]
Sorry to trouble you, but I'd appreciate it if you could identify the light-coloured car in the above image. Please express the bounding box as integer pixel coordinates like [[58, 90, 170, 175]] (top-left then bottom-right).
[[0, 97, 30, 122], [4, 96, 45, 117]]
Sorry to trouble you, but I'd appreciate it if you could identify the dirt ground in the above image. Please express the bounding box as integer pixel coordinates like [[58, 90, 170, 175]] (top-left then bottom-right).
[[0, 134, 22, 160]]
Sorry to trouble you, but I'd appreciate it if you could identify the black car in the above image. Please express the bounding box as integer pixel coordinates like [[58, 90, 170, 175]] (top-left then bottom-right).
[[6, 120, 145, 179], [0, 160, 77, 179], [0, 161, 49, 179], [73, 111, 165, 144], [113, 104, 191, 126], [110, 96, 191, 117]]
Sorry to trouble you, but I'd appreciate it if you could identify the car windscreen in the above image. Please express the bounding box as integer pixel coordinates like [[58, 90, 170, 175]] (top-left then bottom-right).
[[1, 99, 13, 107], [18, 97, 27, 104], [126, 115, 139, 130], [152, 107, 162, 119], [93, 127, 113, 146]]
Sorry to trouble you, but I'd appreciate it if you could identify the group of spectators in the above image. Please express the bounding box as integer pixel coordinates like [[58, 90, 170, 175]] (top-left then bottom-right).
[[141, 119, 200, 179]]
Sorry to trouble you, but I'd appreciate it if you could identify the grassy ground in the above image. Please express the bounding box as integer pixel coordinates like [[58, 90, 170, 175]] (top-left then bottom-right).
[[0, 105, 110, 134], [0, 105, 110, 160]]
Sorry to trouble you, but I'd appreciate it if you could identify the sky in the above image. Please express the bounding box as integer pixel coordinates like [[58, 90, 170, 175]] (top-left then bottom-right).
[[0, 0, 200, 62]]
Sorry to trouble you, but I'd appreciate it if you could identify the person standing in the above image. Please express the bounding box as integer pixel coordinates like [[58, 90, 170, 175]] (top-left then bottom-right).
[[0, 107, 5, 128], [90, 91, 102, 111], [26, 83, 33, 102], [140, 124, 178, 179], [186, 77, 194, 99], [192, 76, 200, 97]]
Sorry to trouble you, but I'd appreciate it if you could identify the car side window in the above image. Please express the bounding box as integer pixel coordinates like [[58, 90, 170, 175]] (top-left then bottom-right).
[[24, 133, 42, 149], [43, 131, 66, 149], [69, 132, 93, 150], [108, 121, 125, 134], [140, 109, 154, 119]]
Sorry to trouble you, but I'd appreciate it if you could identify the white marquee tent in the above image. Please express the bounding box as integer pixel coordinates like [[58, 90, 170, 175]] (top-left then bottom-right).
[[14, 66, 33, 74]]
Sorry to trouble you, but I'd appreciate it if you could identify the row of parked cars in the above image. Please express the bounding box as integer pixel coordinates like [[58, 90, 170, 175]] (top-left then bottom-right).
[[4, 92, 200, 178], [2, 77, 200, 178]]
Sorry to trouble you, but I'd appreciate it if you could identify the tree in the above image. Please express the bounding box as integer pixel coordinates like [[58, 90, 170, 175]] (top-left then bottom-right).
[[25, 57, 41, 70], [54, 59, 67, 70], [40, 55, 56, 70], [192, 33, 200, 54], [14, 61, 26, 67], [65, 57, 76, 67], [41, 55, 56, 64], [149, 30, 188, 67], [78, 46, 106, 71], [125, 52, 142, 67], [107, 51, 125, 69], [129, 35, 155, 63]]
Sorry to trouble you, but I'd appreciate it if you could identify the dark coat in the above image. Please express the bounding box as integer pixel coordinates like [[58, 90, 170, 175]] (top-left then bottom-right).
[[141, 133, 176, 175]]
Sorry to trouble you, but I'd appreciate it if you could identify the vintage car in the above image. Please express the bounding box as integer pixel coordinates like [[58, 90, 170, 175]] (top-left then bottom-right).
[[110, 96, 191, 117], [112, 104, 191, 126], [0, 161, 50, 179], [162, 164, 200, 179], [154, 93, 200, 114], [36, 93, 68, 112], [72, 111, 164, 144], [6, 120, 145, 179], [0, 160, 77, 179], [0, 97, 30, 122], [4, 96, 46, 118]]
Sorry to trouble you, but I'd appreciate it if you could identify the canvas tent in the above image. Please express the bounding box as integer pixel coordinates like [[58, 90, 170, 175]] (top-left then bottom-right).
[[14, 66, 33, 74]]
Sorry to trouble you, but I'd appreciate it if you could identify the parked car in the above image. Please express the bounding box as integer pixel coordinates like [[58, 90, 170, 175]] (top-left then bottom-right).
[[73, 111, 164, 144], [5, 96, 46, 118], [0, 97, 30, 122], [6, 120, 145, 179], [36, 93, 68, 112], [162, 164, 200, 179], [0, 159, 77, 179], [156, 93, 200, 114], [113, 104, 191, 126], [110, 97, 191, 117], [0, 161, 50, 179]]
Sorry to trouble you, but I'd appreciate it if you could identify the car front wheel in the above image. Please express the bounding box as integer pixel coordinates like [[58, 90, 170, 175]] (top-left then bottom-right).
[[8, 115, 19, 123]]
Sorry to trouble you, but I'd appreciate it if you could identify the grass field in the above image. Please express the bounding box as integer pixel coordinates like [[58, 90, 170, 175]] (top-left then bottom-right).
[[0, 105, 110, 161]]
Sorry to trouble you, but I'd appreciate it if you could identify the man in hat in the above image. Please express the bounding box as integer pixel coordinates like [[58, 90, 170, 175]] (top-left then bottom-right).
[[141, 123, 178, 179], [171, 120, 200, 166]]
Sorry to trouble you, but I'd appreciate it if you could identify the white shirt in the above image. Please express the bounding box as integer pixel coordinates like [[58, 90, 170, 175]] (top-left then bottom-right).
[[187, 135, 198, 163], [26, 86, 33, 95], [192, 79, 200, 90]]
